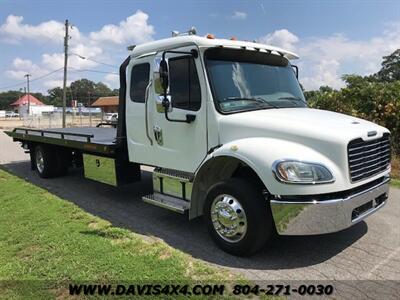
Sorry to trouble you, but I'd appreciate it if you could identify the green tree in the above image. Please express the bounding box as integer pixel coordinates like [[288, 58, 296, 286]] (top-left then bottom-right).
[[69, 79, 96, 104], [375, 49, 400, 82], [68, 79, 117, 105], [0, 90, 48, 110], [306, 75, 400, 154], [94, 82, 113, 97], [46, 87, 65, 107], [0, 90, 23, 110]]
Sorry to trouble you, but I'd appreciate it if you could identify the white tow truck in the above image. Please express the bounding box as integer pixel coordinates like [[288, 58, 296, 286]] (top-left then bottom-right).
[[6, 31, 391, 256]]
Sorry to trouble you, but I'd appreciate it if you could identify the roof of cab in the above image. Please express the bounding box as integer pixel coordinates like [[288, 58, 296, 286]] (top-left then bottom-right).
[[130, 35, 299, 60]]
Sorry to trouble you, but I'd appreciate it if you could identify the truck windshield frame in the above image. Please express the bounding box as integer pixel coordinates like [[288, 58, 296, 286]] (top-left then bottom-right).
[[204, 48, 307, 114]]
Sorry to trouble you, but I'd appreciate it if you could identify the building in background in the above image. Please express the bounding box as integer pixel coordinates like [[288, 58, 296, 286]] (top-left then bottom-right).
[[92, 96, 119, 113], [10, 94, 54, 116]]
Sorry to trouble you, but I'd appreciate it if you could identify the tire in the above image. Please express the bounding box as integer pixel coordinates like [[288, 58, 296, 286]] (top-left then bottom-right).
[[56, 148, 71, 176], [203, 178, 273, 256], [34, 145, 64, 178]]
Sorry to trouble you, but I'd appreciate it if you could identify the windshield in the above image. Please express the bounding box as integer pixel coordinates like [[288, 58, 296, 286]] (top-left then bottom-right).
[[205, 49, 307, 113]]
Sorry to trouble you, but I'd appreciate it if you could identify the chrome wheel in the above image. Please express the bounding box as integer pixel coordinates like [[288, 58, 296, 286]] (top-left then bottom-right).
[[35, 149, 44, 174], [211, 194, 247, 243]]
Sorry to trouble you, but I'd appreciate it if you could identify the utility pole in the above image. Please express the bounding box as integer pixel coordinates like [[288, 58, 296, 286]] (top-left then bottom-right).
[[88, 91, 92, 127], [24, 74, 31, 116], [62, 19, 70, 128]]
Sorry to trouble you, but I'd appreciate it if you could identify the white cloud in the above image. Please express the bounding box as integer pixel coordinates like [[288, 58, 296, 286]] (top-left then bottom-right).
[[42, 44, 103, 70], [104, 73, 119, 88], [89, 10, 154, 45], [41, 53, 64, 70], [258, 29, 299, 51], [231, 11, 247, 20], [1, 11, 155, 92], [301, 59, 343, 89], [259, 23, 400, 90], [42, 79, 71, 89], [0, 15, 81, 44], [5, 57, 75, 91], [297, 25, 400, 89], [5, 58, 46, 79]]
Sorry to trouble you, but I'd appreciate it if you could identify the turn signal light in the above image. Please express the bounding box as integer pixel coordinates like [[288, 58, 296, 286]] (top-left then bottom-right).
[[206, 34, 215, 39]]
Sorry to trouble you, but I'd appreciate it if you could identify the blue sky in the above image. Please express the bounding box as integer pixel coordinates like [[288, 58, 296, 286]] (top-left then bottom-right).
[[0, 0, 399, 93]]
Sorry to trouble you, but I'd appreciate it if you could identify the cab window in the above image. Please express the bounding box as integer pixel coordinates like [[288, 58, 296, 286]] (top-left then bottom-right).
[[130, 63, 150, 103], [168, 56, 201, 111]]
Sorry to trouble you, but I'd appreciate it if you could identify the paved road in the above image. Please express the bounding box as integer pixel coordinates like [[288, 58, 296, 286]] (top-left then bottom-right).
[[1, 130, 399, 283]]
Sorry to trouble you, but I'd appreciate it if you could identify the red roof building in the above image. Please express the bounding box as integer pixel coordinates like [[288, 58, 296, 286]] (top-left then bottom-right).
[[11, 94, 44, 107], [92, 96, 119, 113]]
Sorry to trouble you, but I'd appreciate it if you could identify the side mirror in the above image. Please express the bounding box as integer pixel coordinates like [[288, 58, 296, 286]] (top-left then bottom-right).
[[158, 59, 172, 111], [156, 49, 198, 124], [159, 59, 169, 91], [156, 95, 172, 113]]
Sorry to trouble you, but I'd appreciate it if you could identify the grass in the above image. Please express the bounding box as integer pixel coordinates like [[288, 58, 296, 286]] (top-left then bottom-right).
[[392, 179, 400, 188], [391, 155, 400, 188], [0, 169, 242, 299], [270, 206, 304, 234]]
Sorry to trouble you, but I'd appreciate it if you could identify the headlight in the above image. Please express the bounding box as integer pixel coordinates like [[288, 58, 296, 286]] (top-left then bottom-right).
[[273, 160, 334, 184]]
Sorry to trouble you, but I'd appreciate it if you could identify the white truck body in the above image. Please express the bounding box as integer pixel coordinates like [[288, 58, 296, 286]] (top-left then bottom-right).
[[7, 34, 391, 255], [125, 35, 390, 240]]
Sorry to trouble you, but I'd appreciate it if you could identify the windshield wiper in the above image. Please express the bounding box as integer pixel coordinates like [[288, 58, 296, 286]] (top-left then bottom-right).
[[223, 96, 279, 109], [278, 96, 305, 101], [278, 96, 307, 107]]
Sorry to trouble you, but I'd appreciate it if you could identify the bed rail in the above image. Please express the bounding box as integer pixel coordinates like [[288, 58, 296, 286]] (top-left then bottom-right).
[[13, 128, 94, 143]]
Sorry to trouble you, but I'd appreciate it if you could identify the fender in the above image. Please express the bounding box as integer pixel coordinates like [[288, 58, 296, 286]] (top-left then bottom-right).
[[189, 137, 345, 219]]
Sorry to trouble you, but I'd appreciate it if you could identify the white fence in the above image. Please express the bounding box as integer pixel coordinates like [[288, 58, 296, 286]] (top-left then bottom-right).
[[22, 112, 103, 128]]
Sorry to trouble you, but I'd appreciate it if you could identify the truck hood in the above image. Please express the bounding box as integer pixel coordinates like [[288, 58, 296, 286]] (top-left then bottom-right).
[[219, 107, 389, 146]]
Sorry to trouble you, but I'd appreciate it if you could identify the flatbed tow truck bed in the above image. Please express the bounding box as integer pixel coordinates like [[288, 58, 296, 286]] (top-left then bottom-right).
[[5, 127, 118, 156]]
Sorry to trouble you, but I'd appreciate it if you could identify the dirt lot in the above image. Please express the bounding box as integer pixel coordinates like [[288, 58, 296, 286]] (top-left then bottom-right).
[[0, 118, 24, 129]]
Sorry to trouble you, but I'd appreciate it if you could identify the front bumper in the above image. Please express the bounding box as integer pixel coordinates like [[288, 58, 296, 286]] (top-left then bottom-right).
[[270, 177, 390, 235]]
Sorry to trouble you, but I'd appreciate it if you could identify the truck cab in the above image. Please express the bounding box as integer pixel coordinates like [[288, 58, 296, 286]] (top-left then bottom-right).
[[7, 34, 391, 256], [123, 35, 390, 255]]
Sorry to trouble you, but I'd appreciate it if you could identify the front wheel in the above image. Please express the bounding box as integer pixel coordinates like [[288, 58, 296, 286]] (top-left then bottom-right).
[[204, 178, 273, 256]]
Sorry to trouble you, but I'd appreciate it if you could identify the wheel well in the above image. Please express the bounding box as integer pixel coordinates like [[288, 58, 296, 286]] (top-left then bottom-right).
[[28, 143, 74, 169], [232, 165, 265, 190], [189, 156, 267, 219]]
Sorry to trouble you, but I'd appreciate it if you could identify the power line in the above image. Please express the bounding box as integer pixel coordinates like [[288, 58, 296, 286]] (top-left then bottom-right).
[[69, 53, 118, 68], [29, 67, 64, 83], [0, 67, 64, 91], [0, 80, 27, 90], [0, 67, 116, 92], [68, 67, 118, 75]]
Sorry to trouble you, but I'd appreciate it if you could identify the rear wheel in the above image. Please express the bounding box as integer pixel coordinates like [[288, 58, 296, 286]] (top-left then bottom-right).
[[204, 178, 273, 256], [34, 145, 68, 178]]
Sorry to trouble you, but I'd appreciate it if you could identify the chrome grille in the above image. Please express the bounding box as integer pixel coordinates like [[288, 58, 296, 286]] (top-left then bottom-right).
[[348, 133, 391, 182]]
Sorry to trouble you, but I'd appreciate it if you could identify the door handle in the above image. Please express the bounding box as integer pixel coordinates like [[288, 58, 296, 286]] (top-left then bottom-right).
[[153, 125, 163, 145], [185, 114, 196, 123]]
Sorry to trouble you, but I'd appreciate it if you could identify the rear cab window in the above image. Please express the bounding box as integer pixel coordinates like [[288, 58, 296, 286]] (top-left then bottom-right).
[[130, 63, 150, 103]]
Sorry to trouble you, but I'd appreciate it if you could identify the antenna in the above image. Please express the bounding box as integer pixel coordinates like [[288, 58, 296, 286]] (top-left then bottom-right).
[[171, 26, 197, 37]]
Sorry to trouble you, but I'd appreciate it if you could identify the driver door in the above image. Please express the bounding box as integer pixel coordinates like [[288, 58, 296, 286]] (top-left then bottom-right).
[[150, 46, 208, 173]]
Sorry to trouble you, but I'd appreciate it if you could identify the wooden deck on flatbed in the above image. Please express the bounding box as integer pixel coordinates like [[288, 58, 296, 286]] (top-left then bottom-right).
[[5, 127, 118, 156]]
